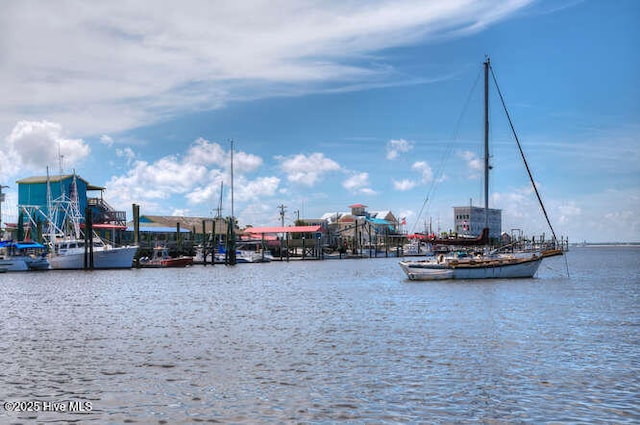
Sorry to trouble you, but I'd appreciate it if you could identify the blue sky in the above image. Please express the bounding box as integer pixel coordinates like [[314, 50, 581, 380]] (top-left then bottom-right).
[[1, 0, 638, 243]]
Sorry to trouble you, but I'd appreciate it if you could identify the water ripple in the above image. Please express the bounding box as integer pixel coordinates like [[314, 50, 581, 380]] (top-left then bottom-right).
[[1, 248, 639, 423]]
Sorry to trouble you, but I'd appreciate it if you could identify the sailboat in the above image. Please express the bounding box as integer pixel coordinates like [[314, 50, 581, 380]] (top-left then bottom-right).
[[399, 58, 561, 281]]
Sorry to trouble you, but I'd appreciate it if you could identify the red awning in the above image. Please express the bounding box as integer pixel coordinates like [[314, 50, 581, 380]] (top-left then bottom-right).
[[80, 223, 127, 230], [407, 233, 436, 240], [243, 225, 323, 235]]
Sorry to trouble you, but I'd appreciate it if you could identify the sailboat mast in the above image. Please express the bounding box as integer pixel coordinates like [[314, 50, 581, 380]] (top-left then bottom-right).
[[217, 181, 224, 218], [483, 57, 490, 232], [230, 139, 234, 219], [46, 167, 55, 244]]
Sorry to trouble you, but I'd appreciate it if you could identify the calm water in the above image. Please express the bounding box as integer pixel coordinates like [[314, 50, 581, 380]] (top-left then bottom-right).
[[1, 246, 638, 424]]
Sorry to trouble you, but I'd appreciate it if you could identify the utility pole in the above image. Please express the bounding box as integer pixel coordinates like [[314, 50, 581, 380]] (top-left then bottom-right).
[[228, 140, 236, 265], [278, 204, 287, 261], [0, 185, 7, 239], [278, 204, 287, 227]]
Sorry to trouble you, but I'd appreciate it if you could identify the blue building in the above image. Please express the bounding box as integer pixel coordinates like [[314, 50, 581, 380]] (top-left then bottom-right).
[[18, 174, 90, 218], [16, 174, 126, 242]]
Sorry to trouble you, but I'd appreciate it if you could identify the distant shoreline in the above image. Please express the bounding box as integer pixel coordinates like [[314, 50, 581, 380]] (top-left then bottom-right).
[[572, 243, 640, 247]]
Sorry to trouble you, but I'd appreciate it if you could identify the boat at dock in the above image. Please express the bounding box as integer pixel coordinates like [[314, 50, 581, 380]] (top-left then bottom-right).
[[49, 238, 138, 270], [20, 172, 138, 270], [215, 242, 274, 263], [0, 240, 50, 271], [139, 246, 193, 268], [399, 58, 563, 281]]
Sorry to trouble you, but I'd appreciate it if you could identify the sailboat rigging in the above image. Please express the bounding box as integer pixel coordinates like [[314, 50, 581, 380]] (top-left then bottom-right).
[[399, 57, 563, 281]]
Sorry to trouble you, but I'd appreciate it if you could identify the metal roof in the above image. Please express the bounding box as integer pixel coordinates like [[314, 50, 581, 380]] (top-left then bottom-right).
[[16, 174, 90, 185], [126, 226, 191, 233], [243, 225, 323, 234]]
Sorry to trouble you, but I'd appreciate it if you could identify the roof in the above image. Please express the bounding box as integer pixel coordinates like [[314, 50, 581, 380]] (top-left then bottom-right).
[[320, 212, 347, 222], [321, 210, 397, 224], [81, 223, 127, 230], [16, 174, 91, 185], [126, 226, 192, 233], [349, 203, 367, 208], [243, 225, 323, 234], [138, 215, 226, 228], [366, 217, 391, 225], [370, 210, 392, 219]]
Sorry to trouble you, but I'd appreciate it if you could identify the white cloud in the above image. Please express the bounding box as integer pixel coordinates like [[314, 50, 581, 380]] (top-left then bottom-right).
[[557, 201, 582, 226], [105, 139, 272, 213], [100, 135, 114, 147], [458, 150, 483, 178], [233, 151, 264, 174], [412, 161, 434, 182], [386, 139, 413, 160], [390, 161, 433, 192], [561, 189, 640, 243], [0, 1, 533, 136], [183, 138, 263, 173], [185, 184, 219, 207], [103, 137, 284, 216], [106, 157, 200, 204], [1, 120, 90, 179], [393, 179, 417, 191], [234, 176, 281, 202], [185, 138, 228, 167], [171, 208, 192, 217], [116, 147, 136, 165], [343, 172, 376, 195], [277, 153, 341, 186]]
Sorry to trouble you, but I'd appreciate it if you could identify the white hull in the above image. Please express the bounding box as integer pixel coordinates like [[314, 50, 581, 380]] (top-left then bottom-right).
[[0, 256, 50, 271], [399, 255, 543, 281], [214, 250, 273, 263], [49, 246, 138, 270], [0, 257, 31, 271]]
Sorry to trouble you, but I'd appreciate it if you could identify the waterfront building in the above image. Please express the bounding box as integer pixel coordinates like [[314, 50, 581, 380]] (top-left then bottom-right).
[[453, 205, 502, 240], [124, 215, 230, 247], [16, 174, 127, 242], [320, 204, 399, 250]]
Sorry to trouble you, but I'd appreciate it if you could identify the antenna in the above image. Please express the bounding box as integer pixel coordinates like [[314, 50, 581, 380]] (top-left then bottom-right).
[[58, 143, 65, 175], [278, 204, 287, 227], [217, 181, 224, 218]]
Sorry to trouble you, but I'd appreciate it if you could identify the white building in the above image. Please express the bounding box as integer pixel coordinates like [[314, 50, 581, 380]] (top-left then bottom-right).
[[453, 206, 502, 239]]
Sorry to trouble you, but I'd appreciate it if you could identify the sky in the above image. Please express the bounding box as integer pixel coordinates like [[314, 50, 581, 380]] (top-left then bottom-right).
[[1, 0, 638, 243]]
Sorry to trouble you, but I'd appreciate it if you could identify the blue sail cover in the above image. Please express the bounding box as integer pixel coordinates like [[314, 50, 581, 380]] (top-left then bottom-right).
[[0, 240, 46, 249], [16, 242, 46, 249]]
